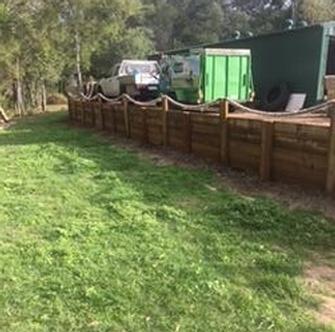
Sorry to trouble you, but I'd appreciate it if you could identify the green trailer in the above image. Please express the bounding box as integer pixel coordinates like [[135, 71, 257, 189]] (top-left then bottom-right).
[[168, 49, 253, 104]]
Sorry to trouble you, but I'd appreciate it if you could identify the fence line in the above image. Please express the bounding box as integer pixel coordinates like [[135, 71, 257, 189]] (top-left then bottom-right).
[[68, 96, 335, 196], [78, 92, 333, 116]]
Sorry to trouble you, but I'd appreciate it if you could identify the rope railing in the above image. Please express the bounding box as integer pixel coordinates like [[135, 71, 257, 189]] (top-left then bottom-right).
[[98, 93, 123, 103], [165, 95, 221, 112], [123, 94, 162, 107], [227, 98, 334, 117], [70, 92, 334, 117], [80, 92, 99, 101]]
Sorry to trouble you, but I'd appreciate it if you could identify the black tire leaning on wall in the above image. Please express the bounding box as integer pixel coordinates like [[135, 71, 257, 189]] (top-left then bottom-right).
[[263, 83, 290, 111]]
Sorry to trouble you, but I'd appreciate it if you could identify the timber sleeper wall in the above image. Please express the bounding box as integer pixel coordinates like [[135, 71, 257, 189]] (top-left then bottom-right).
[[68, 98, 335, 195]]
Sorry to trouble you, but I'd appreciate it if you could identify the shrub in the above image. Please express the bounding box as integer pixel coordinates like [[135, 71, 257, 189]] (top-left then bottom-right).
[[47, 93, 67, 105]]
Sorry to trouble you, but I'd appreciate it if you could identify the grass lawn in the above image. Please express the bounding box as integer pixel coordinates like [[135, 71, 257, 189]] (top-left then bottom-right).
[[0, 111, 334, 332]]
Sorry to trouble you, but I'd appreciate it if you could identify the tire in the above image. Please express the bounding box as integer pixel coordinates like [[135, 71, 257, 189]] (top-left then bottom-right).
[[264, 83, 290, 111]]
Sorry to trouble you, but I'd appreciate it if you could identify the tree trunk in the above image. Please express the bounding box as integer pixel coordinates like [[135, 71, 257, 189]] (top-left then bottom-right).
[[41, 80, 47, 112], [75, 29, 83, 88], [15, 58, 24, 117]]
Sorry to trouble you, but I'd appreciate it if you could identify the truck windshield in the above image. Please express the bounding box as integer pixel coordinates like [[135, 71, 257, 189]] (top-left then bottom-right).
[[121, 63, 159, 76]]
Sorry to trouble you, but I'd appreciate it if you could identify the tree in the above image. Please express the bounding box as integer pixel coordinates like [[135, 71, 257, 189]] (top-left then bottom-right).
[[224, 0, 291, 35], [144, 0, 224, 49], [55, 0, 152, 83], [298, 0, 335, 23], [0, 1, 67, 114]]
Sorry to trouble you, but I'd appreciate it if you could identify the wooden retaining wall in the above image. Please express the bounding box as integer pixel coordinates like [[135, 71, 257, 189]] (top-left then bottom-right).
[[68, 98, 335, 196]]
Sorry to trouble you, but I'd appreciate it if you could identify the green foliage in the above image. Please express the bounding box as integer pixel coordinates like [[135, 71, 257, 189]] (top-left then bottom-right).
[[46, 93, 68, 105], [0, 111, 334, 331]]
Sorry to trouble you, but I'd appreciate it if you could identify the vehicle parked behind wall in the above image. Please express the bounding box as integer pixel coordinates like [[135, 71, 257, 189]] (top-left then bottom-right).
[[98, 60, 161, 100]]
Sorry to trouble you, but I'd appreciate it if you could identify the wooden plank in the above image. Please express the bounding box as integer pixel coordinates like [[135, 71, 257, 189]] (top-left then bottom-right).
[[220, 100, 229, 166], [273, 147, 328, 171], [123, 99, 130, 138], [83, 101, 90, 126], [274, 136, 328, 155], [191, 113, 220, 126], [68, 99, 74, 122], [272, 157, 327, 189], [192, 123, 220, 136], [326, 107, 335, 194], [192, 142, 220, 161], [260, 121, 274, 181], [229, 140, 261, 172], [162, 96, 169, 146], [148, 130, 163, 145], [169, 139, 186, 151], [142, 108, 148, 144], [106, 104, 117, 133], [192, 131, 220, 147], [274, 122, 329, 142], [168, 128, 185, 141], [75, 101, 82, 122], [99, 99, 105, 130], [183, 112, 192, 153], [79, 101, 84, 124], [168, 113, 184, 129], [113, 106, 121, 133], [229, 131, 262, 145]]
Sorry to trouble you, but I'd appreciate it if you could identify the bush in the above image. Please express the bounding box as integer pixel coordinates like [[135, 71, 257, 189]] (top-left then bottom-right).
[[47, 93, 67, 105]]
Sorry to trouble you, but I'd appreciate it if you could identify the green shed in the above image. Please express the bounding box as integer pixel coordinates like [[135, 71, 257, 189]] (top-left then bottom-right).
[[153, 22, 335, 108]]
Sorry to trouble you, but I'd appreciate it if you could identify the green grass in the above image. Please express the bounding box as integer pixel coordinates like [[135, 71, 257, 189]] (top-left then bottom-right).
[[0, 112, 334, 332]]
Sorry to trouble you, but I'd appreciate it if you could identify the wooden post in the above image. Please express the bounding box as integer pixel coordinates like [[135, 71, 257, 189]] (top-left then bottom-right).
[[84, 101, 89, 127], [86, 101, 92, 127], [80, 100, 85, 125], [326, 104, 335, 195], [123, 97, 130, 138], [260, 120, 274, 181], [162, 96, 169, 146], [91, 101, 96, 128], [111, 104, 117, 133], [220, 99, 230, 166], [142, 107, 148, 144], [183, 111, 192, 153], [99, 97, 105, 131]]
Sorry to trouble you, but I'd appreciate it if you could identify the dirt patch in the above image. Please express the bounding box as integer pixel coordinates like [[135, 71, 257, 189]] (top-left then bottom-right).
[[305, 261, 335, 327]]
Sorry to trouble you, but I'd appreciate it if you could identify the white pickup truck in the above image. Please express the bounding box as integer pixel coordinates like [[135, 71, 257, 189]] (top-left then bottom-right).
[[98, 60, 161, 100]]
